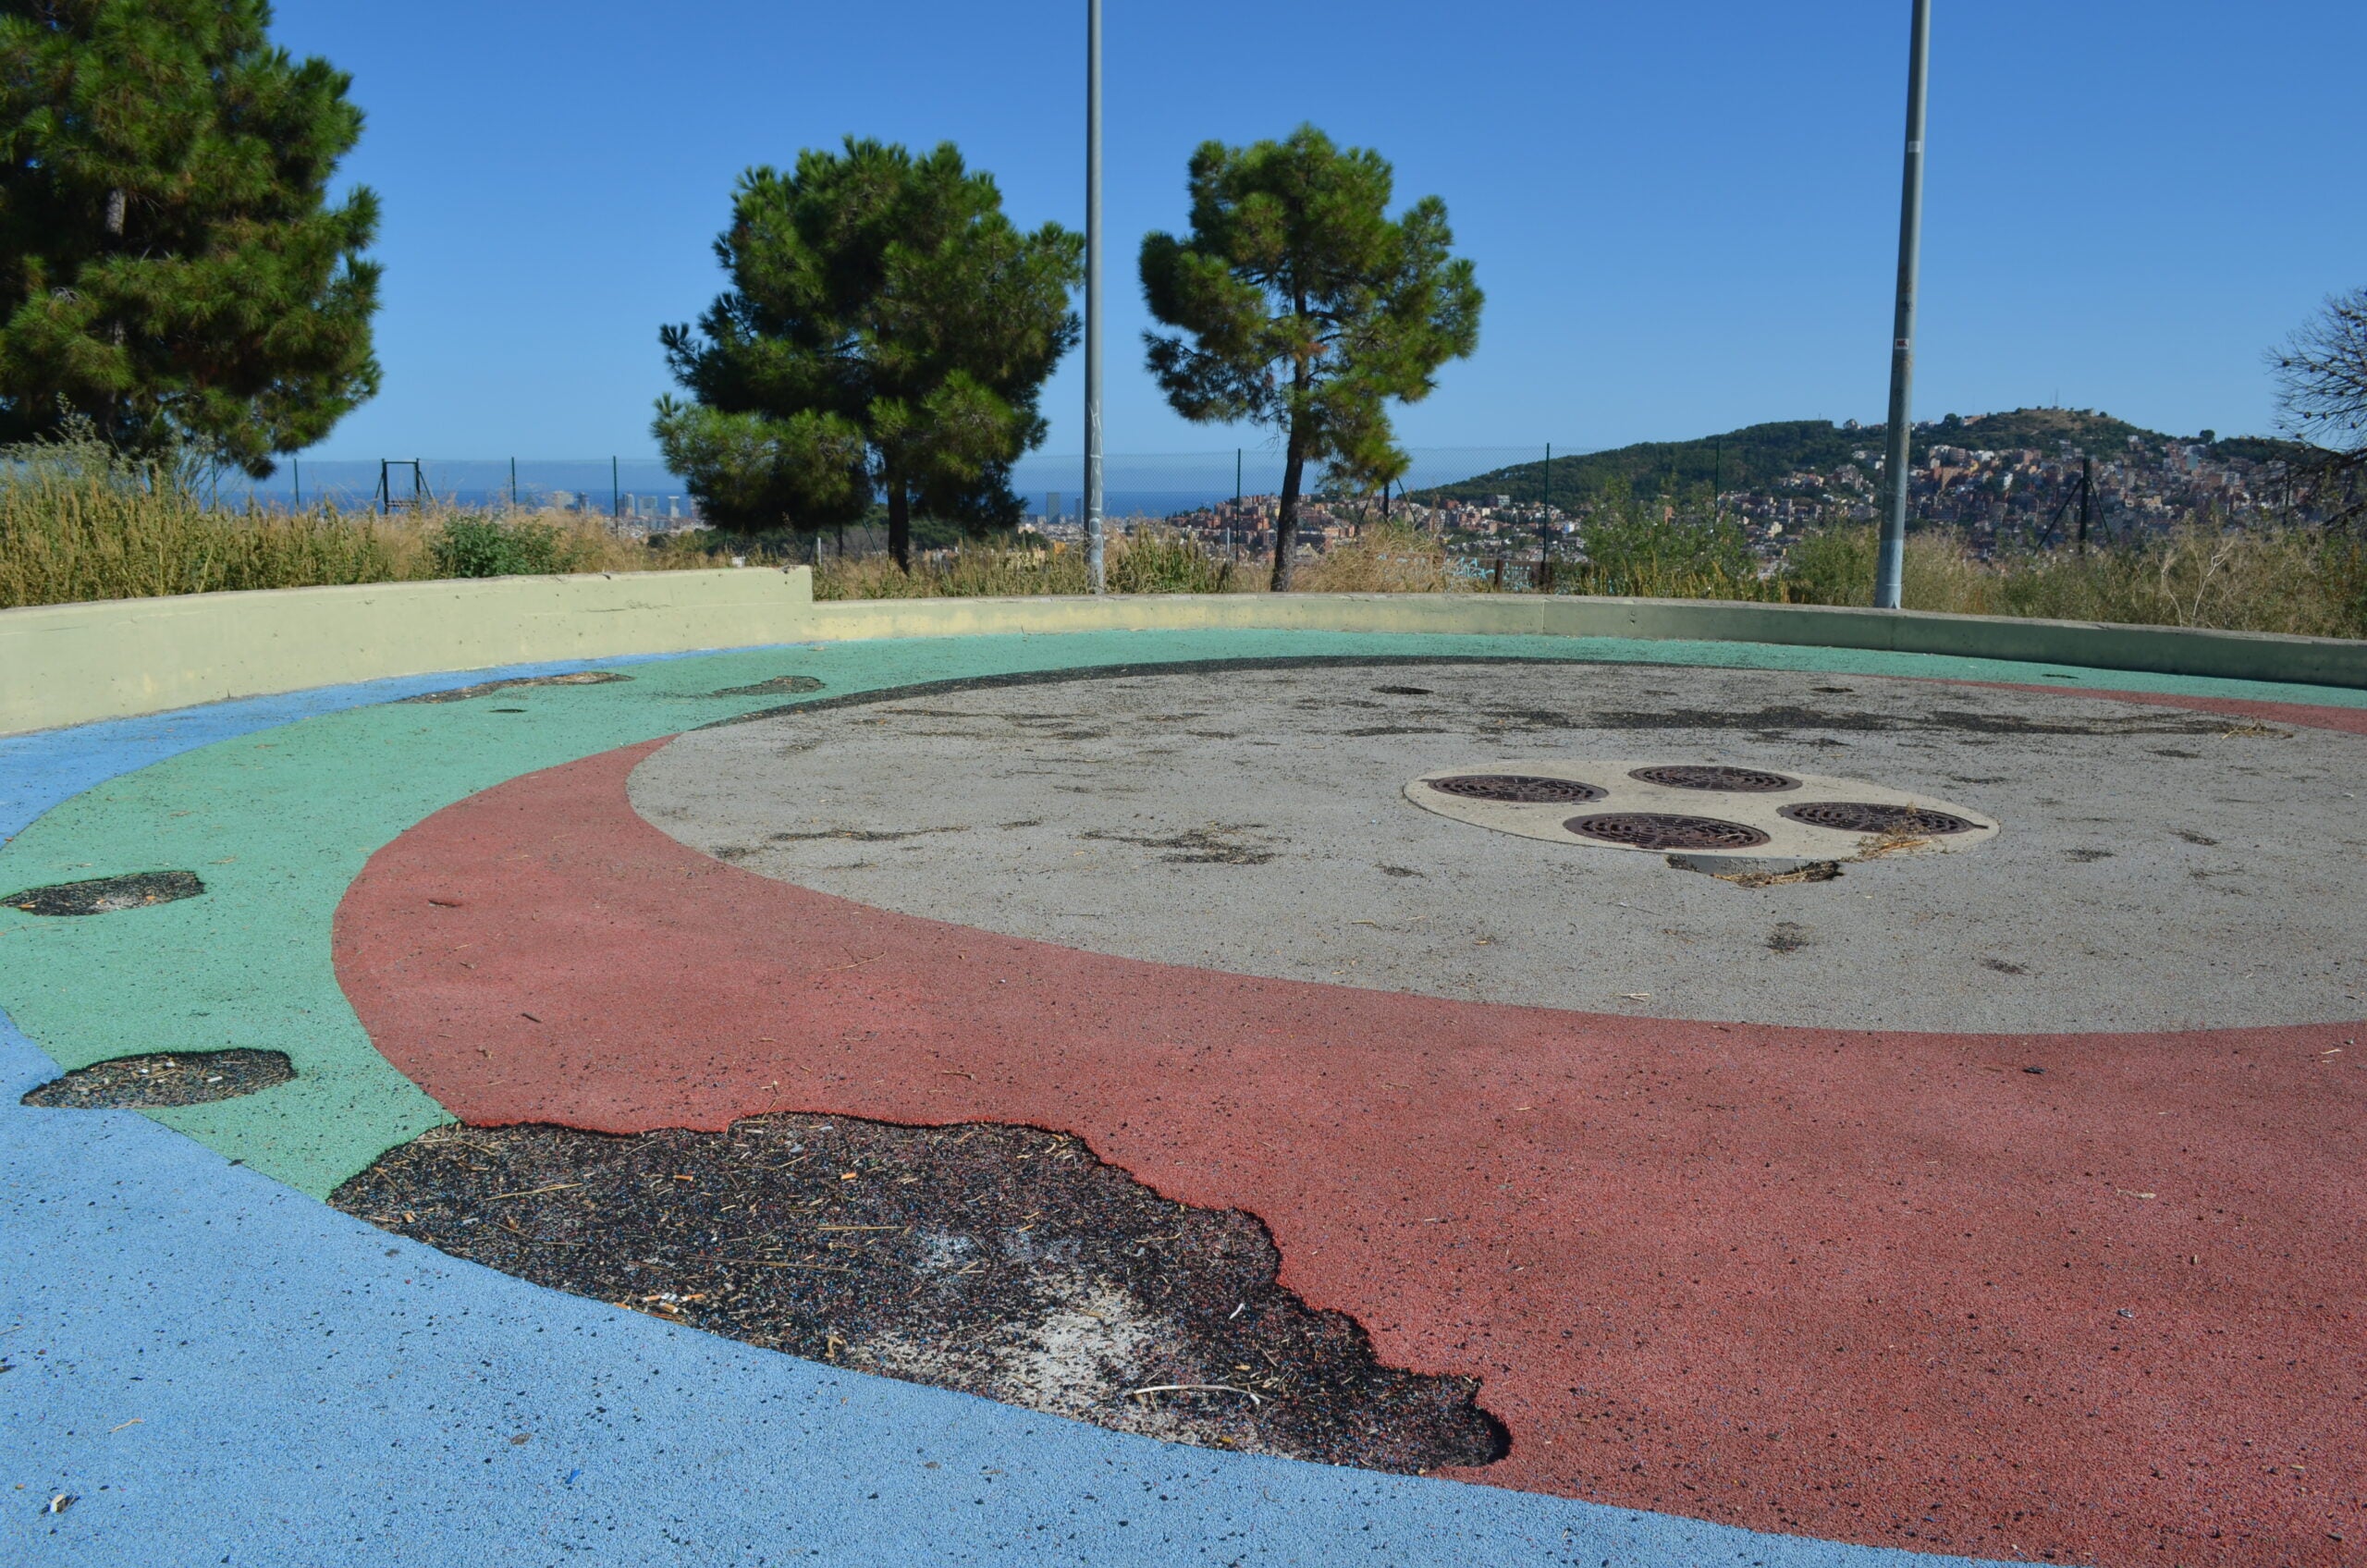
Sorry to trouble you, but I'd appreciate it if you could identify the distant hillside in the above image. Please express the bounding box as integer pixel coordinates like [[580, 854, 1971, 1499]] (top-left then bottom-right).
[[1419, 409, 2261, 506]]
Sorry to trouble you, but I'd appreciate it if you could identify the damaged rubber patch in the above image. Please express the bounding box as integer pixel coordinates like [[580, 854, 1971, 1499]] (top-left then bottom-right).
[[703, 674, 826, 697], [22, 1048, 293, 1108], [5, 869, 203, 916], [332, 1114, 1507, 1474], [399, 671, 632, 704]]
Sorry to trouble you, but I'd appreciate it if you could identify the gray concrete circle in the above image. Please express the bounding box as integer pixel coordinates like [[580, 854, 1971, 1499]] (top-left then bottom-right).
[[627, 658, 2367, 1034], [1405, 759, 1998, 860]]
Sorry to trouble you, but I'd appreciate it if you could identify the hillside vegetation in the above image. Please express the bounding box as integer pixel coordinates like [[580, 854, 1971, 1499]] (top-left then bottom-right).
[[1424, 409, 2309, 506]]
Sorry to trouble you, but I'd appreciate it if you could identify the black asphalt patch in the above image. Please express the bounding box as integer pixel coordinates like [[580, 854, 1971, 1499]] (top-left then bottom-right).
[[703, 674, 827, 697], [399, 671, 632, 704], [23, 1048, 293, 1108], [332, 1113, 1507, 1475], [5, 870, 203, 916]]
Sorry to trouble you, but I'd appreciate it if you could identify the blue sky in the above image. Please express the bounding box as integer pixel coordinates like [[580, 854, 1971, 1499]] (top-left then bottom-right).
[[274, 0, 2367, 461]]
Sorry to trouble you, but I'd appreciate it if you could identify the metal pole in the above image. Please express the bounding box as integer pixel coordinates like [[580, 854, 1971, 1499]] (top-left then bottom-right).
[[612, 456, 620, 519], [1234, 447, 1241, 503], [1874, 0, 1931, 610], [509, 457, 518, 509], [1083, 0, 1106, 593], [2077, 455, 2091, 555], [1539, 443, 1551, 586], [291, 456, 300, 510]]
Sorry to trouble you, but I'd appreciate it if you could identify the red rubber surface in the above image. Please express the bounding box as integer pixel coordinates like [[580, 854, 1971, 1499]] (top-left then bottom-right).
[[1956, 682, 2367, 738], [334, 738, 2367, 1566]]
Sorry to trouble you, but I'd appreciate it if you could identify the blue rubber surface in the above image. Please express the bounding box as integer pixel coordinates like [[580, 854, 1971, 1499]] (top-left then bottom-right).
[[0, 643, 2103, 1567]]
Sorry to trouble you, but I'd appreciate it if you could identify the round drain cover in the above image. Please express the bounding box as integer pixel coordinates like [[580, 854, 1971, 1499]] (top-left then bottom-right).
[[1565, 813, 1772, 851], [1629, 765, 1800, 793], [1429, 774, 1608, 804], [1779, 802, 1981, 837]]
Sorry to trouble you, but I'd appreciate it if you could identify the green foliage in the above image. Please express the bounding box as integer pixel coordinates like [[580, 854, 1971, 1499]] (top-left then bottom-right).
[[0, 0, 382, 476], [1772, 524, 1877, 606], [1572, 500, 1758, 594], [426, 516, 576, 578], [655, 138, 1083, 568], [1139, 124, 1481, 590]]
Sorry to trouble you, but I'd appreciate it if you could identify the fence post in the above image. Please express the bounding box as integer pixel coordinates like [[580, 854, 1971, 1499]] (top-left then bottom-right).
[[1539, 442, 1551, 589], [291, 457, 300, 510], [509, 458, 518, 509], [612, 457, 620, 519]]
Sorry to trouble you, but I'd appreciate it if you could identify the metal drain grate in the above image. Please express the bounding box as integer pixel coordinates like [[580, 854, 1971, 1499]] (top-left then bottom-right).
[[1778, 802, 1980, 837], [1628, 765, 1800, 793], [1565, 813, 1772, 851], [1427, 775, 1607, 804]]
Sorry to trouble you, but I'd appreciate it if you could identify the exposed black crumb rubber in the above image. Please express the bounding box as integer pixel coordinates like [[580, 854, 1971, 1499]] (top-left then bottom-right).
[[399, 671, 632, 704], [705, 674, 826, 697], [22, 1048, 293, 1108], [4, 870, 203, 916], [333, 1114, 1507, 1475]]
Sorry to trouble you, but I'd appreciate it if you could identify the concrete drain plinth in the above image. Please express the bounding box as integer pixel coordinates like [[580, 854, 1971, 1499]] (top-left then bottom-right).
[[1407, 760, 1998, 867]]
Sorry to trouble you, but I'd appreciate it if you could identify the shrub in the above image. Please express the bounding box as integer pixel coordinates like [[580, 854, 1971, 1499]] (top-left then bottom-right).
[[427, 516, 576, 578]]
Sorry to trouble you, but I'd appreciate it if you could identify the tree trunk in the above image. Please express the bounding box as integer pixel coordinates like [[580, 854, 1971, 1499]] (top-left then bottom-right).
[[887, 479, 912, 572], [1270, 424, 1307, 593]]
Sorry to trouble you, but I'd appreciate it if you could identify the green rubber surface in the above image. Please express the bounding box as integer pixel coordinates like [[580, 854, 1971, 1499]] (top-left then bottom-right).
[[4, 628, 2361, 1198]]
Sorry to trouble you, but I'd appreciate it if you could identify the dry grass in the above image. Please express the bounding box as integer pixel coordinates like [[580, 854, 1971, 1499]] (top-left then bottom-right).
[[1780, 524, 2367, 639], [0, 442, 703, 609], [811, 531, 1245, 600], [5, 439, 2359, 643], [1293, 521, 1465, 594]]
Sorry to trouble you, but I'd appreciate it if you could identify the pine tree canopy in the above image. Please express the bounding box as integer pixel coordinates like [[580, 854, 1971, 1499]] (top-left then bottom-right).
[[1139, 124, 1481, 589], [0, 0, 381, 476], [655, 137, 1083, 565]]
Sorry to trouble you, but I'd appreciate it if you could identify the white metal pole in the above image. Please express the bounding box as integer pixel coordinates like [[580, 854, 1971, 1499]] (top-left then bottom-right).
[[1874, 0, 1931, 609], [1084, 0, 1107, 592]]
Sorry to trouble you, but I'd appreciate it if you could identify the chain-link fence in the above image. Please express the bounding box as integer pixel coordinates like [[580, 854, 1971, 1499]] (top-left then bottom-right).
[[223, 447, 1589, 527]]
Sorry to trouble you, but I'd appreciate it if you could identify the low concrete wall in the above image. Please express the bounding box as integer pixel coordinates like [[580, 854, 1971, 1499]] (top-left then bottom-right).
[[6, 571, 2362, 736], [805, 592, 2367, 691], [0, 568, 815, 734]]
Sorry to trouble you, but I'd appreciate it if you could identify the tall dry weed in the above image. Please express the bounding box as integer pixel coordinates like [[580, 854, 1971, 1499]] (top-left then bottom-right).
[[0, 439, 701, 608]]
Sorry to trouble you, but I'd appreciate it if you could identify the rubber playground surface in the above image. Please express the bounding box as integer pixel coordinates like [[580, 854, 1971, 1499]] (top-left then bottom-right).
[[4, 627, 2363, 1567]]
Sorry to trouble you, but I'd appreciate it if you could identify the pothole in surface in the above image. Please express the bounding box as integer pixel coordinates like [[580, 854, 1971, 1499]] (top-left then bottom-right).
[[4, 870, 204, 916], [331, 1114, 1506, 1474], [22, 1048, 293, 1108], [399, 671, 632, 704]]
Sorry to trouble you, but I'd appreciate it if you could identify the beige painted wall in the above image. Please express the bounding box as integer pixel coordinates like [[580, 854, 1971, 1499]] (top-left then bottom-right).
[[5, 570, 2361, 736], [0, 568, 814, 734]]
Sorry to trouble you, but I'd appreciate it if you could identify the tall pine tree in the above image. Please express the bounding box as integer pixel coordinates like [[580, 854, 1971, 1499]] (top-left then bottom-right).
[[1140, 126, 1480, 590], [656, 138, 1082, 569], [0, 0, 381, 475]]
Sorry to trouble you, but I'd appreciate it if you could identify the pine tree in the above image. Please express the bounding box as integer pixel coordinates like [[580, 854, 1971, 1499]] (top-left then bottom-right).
[[656, 138, 1082, 569], [1140, 125, 1481, 590], [0, 0, 381, 476]]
